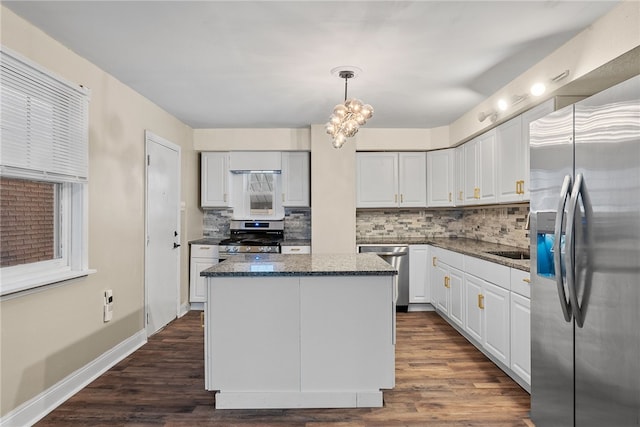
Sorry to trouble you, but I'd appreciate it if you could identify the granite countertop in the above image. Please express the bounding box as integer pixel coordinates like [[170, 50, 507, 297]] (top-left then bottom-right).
[[201, 253, 398, 277], [358, 237, 530, 272]]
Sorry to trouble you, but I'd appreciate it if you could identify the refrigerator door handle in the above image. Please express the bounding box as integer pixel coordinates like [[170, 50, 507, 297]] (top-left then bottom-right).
[[553, 174, 573, 322], [567, 173, 590, 328]]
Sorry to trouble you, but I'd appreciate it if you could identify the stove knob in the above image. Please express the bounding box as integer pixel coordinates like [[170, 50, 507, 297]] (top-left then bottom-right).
[[229, 246, 238, 253]]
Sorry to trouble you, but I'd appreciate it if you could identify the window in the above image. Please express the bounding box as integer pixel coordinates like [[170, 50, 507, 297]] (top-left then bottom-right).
[[0, 47, 92, 296]]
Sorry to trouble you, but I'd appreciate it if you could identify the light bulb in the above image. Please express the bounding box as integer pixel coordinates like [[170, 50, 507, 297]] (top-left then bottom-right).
[[325, 122, 336, 135], [333, 104, 347, 118], [330, 114, 341, 125], [349, 99, 363, 113], [355, 113, 366, 125], [361, 104, 373, 119], [497, 99, 508, 111], [344, 119, 359, 137], [333, 133, 346, 148], [530, 83, 546, 97]]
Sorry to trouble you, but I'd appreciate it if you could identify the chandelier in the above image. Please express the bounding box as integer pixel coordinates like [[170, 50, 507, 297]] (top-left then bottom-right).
[[325, 69, 373, 149]]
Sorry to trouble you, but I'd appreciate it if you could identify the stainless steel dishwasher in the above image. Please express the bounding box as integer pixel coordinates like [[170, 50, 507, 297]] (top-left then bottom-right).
[[358, 245, 409, 312]]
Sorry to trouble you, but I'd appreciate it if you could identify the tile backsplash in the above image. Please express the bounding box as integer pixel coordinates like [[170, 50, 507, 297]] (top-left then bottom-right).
[[203, 208, 311, 240], [356, 204, 530, 248], [203, 204, 529, 248]]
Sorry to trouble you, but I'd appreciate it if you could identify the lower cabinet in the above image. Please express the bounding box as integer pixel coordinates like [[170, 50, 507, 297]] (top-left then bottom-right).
[[431, 245, 531, 391], [190, 244, 219, 306], [431, 248, 464, 328], [510, 268, 532, 386], [409, 245, 430, 303], [464, 273, 510, 367], [510, 292, 531, 385]]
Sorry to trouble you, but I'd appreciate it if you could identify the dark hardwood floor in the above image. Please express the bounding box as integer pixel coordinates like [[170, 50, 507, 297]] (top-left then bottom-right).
[[37, 311, 533, 426]]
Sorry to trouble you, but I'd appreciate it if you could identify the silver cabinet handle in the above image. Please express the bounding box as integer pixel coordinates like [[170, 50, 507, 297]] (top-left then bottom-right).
[[554, 174, 573, 322]]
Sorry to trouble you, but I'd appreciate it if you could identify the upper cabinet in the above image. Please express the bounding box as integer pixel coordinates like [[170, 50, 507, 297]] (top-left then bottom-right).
[[497, 98, 554, 203], [398, 152, 428, 207], [281, 152, 310, 207], [356, 152, 426, 208], [427, 149, 455, 207], [201, 152, 231, 207], [496, 116, 525, 203], [463, 130, 497, 205], [518, 99, 555, 199]]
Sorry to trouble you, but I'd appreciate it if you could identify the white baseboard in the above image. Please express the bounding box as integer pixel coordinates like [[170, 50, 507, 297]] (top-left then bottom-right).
[[178, 302, 190, 317], [0, 329, 147, 427], [189, 301, 204, 311]]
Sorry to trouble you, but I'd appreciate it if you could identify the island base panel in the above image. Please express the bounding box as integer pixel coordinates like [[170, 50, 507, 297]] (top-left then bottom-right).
[[215, 391, 383, 409]]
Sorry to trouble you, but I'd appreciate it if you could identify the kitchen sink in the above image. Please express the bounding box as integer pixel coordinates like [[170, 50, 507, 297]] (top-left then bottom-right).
[[486, 250, 530, 260]]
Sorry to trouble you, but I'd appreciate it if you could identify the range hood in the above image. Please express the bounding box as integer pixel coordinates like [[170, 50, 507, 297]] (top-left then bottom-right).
[[229, 151, 281, 173]]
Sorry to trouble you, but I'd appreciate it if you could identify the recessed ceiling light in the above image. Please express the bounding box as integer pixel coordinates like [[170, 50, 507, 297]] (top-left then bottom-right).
[[497, 99, 508, 111], [530, 83, 546, 97]]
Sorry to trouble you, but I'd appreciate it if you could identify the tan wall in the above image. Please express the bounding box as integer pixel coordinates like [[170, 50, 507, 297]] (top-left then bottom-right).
[[310, 125, 356, 254], [193, 128, 311, 151], [0, 6, 200, 416]]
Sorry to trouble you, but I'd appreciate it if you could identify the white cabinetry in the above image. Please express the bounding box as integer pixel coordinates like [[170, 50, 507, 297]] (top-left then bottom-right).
[[427, 149, 455, 207], [409, 245, 430, 303], [518, 99, 555, 200], [455, 147, 465, 205], [497, 99, 555, 203], [206, 274, 395, 408], [282, 152, 310, 207], [496, 116, 526, 202], [201, 152, 230, 207], [398, 152, 427, 207], [510, 268, 532, 386], [190, 244, 219, 307], [431, 247, 464, 328], [281, 245, 311, 254], [431, 246, 532, 390], [510, 292, 531, 385], [463, 256, 511, 367], [463, 131, 497, 205], [356, 152, 426, 208]]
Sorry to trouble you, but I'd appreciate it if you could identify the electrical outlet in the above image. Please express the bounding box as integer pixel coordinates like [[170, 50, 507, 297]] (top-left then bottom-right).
[[103, 289, 113, 322], [103, 304, 113, 322]]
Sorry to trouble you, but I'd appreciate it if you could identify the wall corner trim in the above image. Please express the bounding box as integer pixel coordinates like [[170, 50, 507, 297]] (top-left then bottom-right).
[[0, 329, 147, 427]]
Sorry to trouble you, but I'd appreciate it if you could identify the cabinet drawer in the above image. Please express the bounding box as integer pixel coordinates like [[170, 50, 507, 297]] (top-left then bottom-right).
[[191, 244, 219, 258], [431, 247, 463, 269], [510, 268, 531, 298], [281, 246, 311, 254], [464, 255, 510, 290]]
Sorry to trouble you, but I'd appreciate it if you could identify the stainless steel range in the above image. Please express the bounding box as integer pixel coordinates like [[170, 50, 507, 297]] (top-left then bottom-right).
[[219, 220, 284, 256]]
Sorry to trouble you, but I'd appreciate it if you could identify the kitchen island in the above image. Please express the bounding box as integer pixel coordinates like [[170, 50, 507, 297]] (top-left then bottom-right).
[[201, 253, 397, 409]]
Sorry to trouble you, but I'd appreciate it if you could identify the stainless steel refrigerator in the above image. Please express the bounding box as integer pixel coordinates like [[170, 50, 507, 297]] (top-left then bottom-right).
[[530, 75, 640, 427]]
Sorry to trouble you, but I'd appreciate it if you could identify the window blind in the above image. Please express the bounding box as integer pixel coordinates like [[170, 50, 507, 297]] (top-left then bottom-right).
[[1, 48, 90, 183]]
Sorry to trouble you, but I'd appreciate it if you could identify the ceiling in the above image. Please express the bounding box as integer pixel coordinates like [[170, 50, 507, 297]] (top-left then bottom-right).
[[3, 1, 620, 129]]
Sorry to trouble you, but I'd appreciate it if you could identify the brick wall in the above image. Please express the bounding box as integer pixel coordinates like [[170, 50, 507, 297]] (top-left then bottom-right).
[[0, 177, 56, 267]]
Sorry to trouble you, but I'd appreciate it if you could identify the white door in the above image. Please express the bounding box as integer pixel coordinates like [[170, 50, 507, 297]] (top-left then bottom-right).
[[145, 131, 181, 336]]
